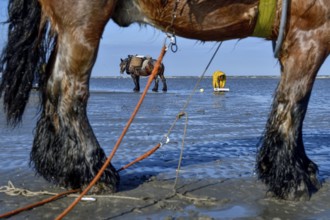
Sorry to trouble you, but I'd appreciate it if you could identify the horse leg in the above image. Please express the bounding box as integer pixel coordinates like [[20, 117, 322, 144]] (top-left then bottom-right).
[[31, 0, 119, 192], [136, 75, 141, 91], [131, 74, 140, 92], [161, 78, 167, 92], [256, 35, 328, 200], [152, 76, 159, 92], [160, 67, 167, 92]]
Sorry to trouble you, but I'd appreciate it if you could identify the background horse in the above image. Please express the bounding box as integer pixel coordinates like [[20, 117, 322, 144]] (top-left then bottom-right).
[[120, 55, 167, 92], [0, 0, 329, 200]]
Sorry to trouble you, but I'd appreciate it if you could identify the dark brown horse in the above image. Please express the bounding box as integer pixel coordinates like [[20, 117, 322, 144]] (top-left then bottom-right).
[[120, 55, 167, 92], [0, 0, 329, 200]]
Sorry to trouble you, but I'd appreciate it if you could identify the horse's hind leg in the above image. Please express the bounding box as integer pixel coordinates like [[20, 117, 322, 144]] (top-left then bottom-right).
[[256, 33, 328, 200], [31, 0, 119, 192], [161, 78, 167, 92]]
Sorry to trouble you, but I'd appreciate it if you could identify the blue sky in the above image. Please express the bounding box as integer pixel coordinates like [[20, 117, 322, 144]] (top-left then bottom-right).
[[1, 0, 329, 77]]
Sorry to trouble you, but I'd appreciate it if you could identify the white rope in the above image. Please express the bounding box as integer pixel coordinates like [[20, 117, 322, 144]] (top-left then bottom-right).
[[166, 42, 223, 190], [0, 181, 146, 201], [0, 181, 57, 197]]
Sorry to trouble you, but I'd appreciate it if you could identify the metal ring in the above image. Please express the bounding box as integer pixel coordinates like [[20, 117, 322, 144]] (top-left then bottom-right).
[[171, 43, 178, 53]]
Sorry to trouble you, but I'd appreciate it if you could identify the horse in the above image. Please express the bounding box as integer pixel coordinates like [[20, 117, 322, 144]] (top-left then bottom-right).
[[119, 55, 167, 92], [0, 0, 329, 200]]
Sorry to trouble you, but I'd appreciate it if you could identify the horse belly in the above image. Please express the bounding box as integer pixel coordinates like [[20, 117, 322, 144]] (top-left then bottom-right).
[[136, 0, 259, 41]]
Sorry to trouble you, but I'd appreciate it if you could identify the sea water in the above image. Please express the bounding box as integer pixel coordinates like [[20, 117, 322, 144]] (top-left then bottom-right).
[[0, 77, 329, 181]]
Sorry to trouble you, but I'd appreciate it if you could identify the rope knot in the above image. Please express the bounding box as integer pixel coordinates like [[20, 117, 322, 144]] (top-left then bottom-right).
[[177, 112, 185, 119]]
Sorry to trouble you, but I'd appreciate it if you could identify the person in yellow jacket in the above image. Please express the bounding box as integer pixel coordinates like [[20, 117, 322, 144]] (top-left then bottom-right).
[[213, 71, 226, 88]]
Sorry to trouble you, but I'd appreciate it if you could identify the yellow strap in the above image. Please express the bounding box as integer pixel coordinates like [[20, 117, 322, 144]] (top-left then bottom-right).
[[252, 0, 277, 38]]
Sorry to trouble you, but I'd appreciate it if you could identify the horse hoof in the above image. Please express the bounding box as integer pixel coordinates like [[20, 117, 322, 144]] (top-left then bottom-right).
[[266, 179, 321, 201], [308, 162, 322, 190], [286, 182, 311, 201], [84, 182, 117, 194], [266, 189, 310, 201], [152, 89, 158, 92]]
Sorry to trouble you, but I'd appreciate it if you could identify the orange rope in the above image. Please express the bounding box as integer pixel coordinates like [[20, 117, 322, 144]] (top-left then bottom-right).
[[0, 142, 162, 219], [117, 143, 161, 172], [55, 45, 167, 220], [0, 189, 79, 219]]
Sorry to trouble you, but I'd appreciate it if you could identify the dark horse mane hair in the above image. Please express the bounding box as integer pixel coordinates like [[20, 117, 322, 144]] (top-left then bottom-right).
[[0, 0, 54, 126]]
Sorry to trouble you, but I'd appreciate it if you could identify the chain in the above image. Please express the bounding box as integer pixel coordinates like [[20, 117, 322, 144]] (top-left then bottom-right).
[[165, 0, 180, 53], [169, 0, 180, 31]]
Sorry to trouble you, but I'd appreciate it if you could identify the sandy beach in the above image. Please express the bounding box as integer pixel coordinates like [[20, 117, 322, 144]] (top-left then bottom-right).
[[1, 168, 330, 219], [1, 77, 330, 219]]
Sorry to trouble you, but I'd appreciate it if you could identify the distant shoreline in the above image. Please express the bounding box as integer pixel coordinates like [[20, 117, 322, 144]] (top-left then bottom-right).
[[1, 75, 330, 80], [90, 75, 330, 79]]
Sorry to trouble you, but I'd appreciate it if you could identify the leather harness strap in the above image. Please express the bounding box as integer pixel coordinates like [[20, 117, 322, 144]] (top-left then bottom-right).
[[252, 0, 277, 38]]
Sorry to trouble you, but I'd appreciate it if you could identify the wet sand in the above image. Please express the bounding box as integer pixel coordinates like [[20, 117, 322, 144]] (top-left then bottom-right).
[[1, 166, 330, 219], [1, 78, 330, 219]]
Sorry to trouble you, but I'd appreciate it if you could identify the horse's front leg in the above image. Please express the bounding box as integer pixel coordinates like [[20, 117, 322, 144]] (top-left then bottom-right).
[[152, 76, 159, 92], [256, 34, 328, 200], [131, 73, 140, 92], [159, 68, 167, 92], [31, 0, 119, 192]]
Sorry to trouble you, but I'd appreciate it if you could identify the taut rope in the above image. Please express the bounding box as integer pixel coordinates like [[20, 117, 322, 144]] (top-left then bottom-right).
[[0, 2, 225, 218], [118, 42, 223, 181], [0, 40, 223, 220], [55, 42, 169, 220], [0, 185, 79, 219]]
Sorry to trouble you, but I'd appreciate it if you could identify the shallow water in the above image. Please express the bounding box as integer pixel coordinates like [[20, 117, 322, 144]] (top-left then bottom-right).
[[0, 77, 330, 181]]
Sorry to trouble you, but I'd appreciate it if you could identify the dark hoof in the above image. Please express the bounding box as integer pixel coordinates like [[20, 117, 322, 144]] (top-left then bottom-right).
[[84, 182, 117, 194], [267, 185, 310, 201], [308, 162, 322, 190], [266, 177, 321, 201], [133, 88, 140, 92], [268, 184, 310, 201], [152, 88, 158, 92], [162, 88, 167, 92]]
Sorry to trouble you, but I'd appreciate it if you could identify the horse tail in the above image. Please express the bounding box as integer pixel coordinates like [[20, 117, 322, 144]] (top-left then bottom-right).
[[0, 0, 52, 126]]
